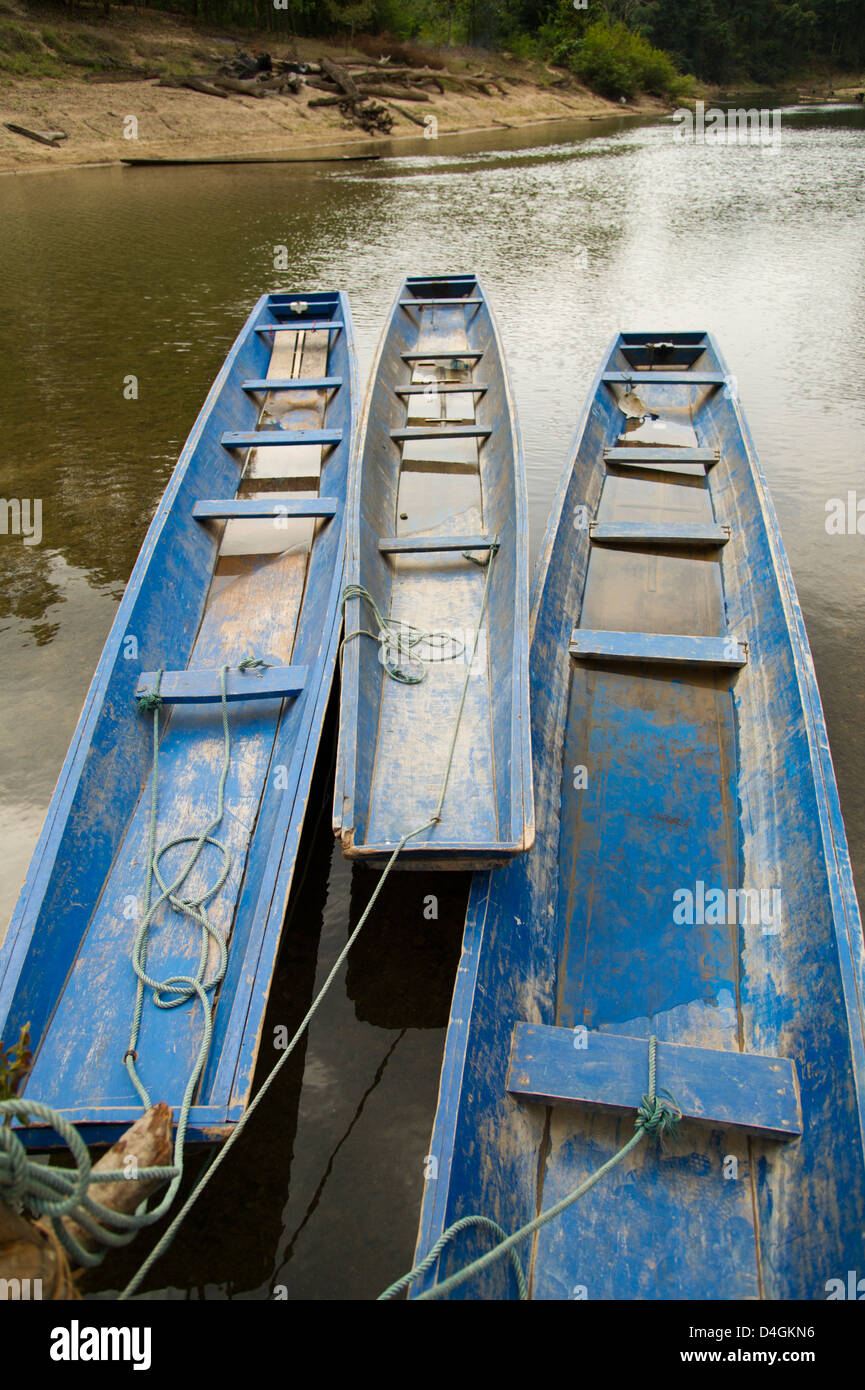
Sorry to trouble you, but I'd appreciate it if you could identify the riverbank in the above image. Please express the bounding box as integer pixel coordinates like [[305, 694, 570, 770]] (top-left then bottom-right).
[[0, 8, 669, 175]]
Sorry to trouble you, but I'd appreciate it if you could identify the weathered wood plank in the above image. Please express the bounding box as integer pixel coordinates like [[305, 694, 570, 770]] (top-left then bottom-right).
[[241, 377, 342, 392], [390, 425, 491, 442], [395, 383, 488, 396], [255, 321, 344, 335], [193, 498, 338, 520], [602, 371, 724, 385], [507, 1023, 802, 1140], [400, 297, 484, 307], [135, 665, 307, 703], [221, 429, 342, 448], [589, 521, 730, 546], [401, 350, 483, 362], [605, 446, 719, 465], [569, 629, 748, 666], [378, 534, 493, 554]]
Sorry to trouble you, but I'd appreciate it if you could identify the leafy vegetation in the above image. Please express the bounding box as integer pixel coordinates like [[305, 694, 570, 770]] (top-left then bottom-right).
[[553, 20, 690, 100], [0, 1023, 32, 1109], [5, 1, 864, 90]]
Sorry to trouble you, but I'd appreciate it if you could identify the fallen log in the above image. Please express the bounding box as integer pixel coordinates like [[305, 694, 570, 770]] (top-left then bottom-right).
[[46, 1102, 174, 1260], [353, 67, 445, 84], [257, 73, 304, 94], [209, 76, 268, 98], [83, 68, 161, 84], [303, 77, 342, 94], [360, 85, 431, 102], [158, 76, 228, 99], [4, 123, 68, 147], [387, 101, 428, 128], [320, 56, 361, 99]]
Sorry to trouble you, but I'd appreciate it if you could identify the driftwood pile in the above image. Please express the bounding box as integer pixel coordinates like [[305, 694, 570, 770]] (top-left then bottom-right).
[[157, 49, 511, 133]]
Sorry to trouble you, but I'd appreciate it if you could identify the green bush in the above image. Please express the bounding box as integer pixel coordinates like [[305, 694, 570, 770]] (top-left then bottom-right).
[[555, 20, 689, 101]]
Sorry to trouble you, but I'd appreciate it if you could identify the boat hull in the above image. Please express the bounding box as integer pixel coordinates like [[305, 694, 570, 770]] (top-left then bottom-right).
[[334, 274, 533, 870], [414, 332, 865, 1299], [0, 291, 357, 1148]]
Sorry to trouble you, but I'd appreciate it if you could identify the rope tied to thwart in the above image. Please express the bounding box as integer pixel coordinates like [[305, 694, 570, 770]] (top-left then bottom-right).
[[341, 538, 499, 685], [379, 1034, 682, 1301]]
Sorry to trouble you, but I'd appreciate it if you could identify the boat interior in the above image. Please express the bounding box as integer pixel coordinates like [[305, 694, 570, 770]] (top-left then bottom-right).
[[416, 331, 865, 1299], [1, 292, 354, 1146], [336, 274, 531, 867]]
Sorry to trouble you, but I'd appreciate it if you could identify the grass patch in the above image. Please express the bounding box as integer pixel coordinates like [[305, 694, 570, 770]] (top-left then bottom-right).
[[40, 26, 130, 70], [0, 20, 62, 77]]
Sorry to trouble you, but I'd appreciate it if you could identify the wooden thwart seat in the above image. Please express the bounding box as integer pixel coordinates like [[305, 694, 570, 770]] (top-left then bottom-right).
[[241, 377, 342, 392], [255, 320, 344, 335], [590, 521, 729, 546], [395, 383, 488, 396], [391, 425, 491, 442], [604, 446, 719, 466], [401, 351, 483, 362], [506, 1023, 802, 1141], [221, 429, 342, 449], [570, 630, 748, 666], [135, 664, 308, 706], [603, 371, 725, 385], [400, 297, 483, 307], [378, 534, 493, 554], [135, 665, 307, 705], [193, 498, 338, 521]]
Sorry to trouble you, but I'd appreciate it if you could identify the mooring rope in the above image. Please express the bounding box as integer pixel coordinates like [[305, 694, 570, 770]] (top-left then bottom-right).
[[0, 658, 262, 1266], [0, 1098, 178, 1268], [116, 537, 501, 1298], [378, 1035, 681, 1301]]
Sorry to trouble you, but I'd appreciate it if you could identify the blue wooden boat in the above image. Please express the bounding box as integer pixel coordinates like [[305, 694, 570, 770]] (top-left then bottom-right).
[[0, 291, 357, 1149], [334, 274, 533, 869], [412, 331, 865, 1299]]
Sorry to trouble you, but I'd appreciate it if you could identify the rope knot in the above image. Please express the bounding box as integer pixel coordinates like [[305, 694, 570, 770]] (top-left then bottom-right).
[[238, 655, 271, 676], [635, 1091, 680, 1139], [136, 668, 164, 714], [634, 1036, 682, 1142], [136, 689, 163, 713]]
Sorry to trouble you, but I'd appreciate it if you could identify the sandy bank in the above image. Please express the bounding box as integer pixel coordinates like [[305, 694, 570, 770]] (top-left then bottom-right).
[[0, 18, 669, 176]]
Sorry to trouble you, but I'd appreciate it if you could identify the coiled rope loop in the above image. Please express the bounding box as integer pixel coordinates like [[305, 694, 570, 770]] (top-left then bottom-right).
[[341, 583, 465, 684], [0, 1099, 179, 1268]]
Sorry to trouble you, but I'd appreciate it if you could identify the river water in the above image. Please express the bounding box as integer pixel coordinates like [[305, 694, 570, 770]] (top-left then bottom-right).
[[0, 104, 863, 1299]]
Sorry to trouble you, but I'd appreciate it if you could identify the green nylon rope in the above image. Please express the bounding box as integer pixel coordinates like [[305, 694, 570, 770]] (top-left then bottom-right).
[[0, 660, 257, 1265], [379, 1034, 681, 1301], [0, 1098, 179, 1268], [341, 583, 466, 684], [118, 539, 502, 1299], [124, 661, 234, 1174]]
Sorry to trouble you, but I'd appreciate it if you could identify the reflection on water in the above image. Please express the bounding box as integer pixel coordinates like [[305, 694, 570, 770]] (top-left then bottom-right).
[[1, 104, 864, 1298]]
